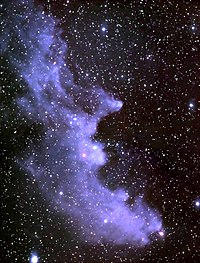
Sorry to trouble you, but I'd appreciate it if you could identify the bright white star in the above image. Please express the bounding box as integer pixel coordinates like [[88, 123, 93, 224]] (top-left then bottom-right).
[[30, 255, 38, 263], [92, 145, 98, 150], [189, 103, 194, 108]]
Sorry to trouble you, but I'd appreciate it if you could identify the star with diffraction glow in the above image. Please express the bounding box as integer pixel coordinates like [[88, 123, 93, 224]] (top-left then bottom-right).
[[30, 254, 38, 263]]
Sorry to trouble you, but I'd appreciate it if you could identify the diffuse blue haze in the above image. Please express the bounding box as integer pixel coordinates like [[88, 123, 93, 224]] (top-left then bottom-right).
[[1, 0, 162, 245]]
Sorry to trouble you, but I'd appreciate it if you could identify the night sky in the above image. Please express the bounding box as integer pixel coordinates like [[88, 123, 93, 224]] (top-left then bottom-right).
[[1, 0, 200, 262]]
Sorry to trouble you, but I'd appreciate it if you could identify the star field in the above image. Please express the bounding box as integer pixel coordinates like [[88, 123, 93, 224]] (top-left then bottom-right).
[[1, 0, 200, 262]]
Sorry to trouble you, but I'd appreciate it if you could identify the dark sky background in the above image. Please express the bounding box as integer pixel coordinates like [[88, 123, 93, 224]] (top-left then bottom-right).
[[1, 0, 200, 262]]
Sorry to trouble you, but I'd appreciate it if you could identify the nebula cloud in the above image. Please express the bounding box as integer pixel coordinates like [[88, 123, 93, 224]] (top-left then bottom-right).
[[1, 0, 162, 245]]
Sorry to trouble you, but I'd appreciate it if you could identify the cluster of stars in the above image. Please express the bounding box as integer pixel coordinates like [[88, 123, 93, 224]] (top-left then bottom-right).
[[1, 0, 200, 262]]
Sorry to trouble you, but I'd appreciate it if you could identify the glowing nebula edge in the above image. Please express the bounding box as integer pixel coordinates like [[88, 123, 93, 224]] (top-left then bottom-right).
[[2, 0, 163, 246]]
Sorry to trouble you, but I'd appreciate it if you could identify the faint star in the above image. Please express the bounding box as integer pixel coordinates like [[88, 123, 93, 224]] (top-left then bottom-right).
[[92, 145, 98, 150], [158, 231, 164, 237], [146, 54, 152, 60]]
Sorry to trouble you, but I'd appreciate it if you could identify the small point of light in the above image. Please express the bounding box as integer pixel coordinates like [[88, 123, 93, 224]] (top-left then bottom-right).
[[146, 54, 152, 60], [30, 255, 38, 263], [195, 201, 200, 207], [192, 26, 195, 30], [116, 100, 123, 110], [189, 103, 194, 108], [82, 153, 87, 158], [59, 191, 63, 196], [92, 145, 98, 150], [104, 219, 108, 223], [101, 27, 106, 32], [158, 231, 164, 237]]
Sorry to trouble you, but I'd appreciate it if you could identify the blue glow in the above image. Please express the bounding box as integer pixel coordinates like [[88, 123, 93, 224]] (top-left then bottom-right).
[[2, 0, 163, 246]]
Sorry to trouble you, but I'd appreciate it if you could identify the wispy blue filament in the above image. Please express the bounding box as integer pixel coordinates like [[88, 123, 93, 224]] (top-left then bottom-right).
[[1, 0, 162, 245]]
